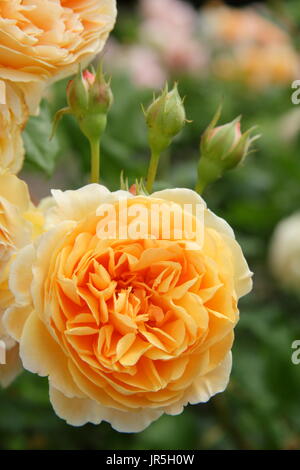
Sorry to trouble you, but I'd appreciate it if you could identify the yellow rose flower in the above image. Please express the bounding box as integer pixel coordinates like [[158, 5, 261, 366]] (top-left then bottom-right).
[[0, 171, 44, 386], [0, 80, 28, 173], [4, 185, 252, 431], [0, 0, 117, 111]]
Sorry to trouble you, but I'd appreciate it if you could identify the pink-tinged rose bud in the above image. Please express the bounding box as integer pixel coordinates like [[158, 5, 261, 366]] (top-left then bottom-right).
[[67, 67, 113, 119], [207, 121, 242, 157], [54, 65, 113, 142], [89, 67, 114, 115], [196, 106, 260, 194], [82, 70, 96, 86], [66, 71, 90, 118], [66, 70, 95, 103]]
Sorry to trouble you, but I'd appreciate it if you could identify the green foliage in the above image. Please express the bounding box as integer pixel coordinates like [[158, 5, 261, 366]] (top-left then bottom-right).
[[23, 101, 61, 176]]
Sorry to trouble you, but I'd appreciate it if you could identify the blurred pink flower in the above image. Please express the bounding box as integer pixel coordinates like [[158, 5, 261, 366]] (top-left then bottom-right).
[[140, 0, 195, 34], [140, 0, 207, 75], [163, 37, 207, 74], [105, 40, 167, 89], [127, 46, 167, 88]]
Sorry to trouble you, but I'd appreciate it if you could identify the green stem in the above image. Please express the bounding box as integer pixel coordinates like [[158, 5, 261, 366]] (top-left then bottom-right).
[[90, 138, 101, 184], [195, 166, 210, 195], [195, 158, 221, 195], [146, 150, 160, 193], [158, 148, 171, 180]]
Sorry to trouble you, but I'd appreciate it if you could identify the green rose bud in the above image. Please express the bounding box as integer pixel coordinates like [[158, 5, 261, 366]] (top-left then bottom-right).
[[52, 65, 113, 143], [67, 66, 113, 141], [66, 69, 91, 117], [196, 106, 260, 194], [52, 64, 114, 184], [145, 83, 186, 155], [89, 66, 114, 115]]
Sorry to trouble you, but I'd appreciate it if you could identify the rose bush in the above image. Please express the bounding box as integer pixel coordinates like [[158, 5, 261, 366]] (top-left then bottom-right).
[[4, 185, 252, 432]]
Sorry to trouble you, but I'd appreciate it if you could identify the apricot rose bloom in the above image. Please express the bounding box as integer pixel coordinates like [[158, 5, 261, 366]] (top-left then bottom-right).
[[4, 185, 252, 432], [0, 0, 117, 111], [0, 172, 44, 386]]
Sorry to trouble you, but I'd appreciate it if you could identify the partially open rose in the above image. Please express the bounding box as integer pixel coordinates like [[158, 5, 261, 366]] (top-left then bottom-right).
[[4, 185, 252, 432], [0, 0, 117, 112]]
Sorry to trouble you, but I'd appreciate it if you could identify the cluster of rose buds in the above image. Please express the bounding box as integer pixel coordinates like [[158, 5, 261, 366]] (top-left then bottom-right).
[[67, 66, 113, 142]]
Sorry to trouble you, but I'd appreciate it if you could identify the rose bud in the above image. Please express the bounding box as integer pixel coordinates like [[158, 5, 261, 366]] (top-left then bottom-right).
[[52, 65, 113, 142], [145, 83, 186, 155], [52, 64, 114, 183], [196, 106, 260, 194], [144, 83, 187, 192], [66, 69, 91, 117], [89, 66, 114, 115], [67, 65, 113, 141]]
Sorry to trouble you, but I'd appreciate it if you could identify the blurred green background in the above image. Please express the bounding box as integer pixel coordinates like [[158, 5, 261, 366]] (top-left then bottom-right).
[[2, 0, 300, 450]]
